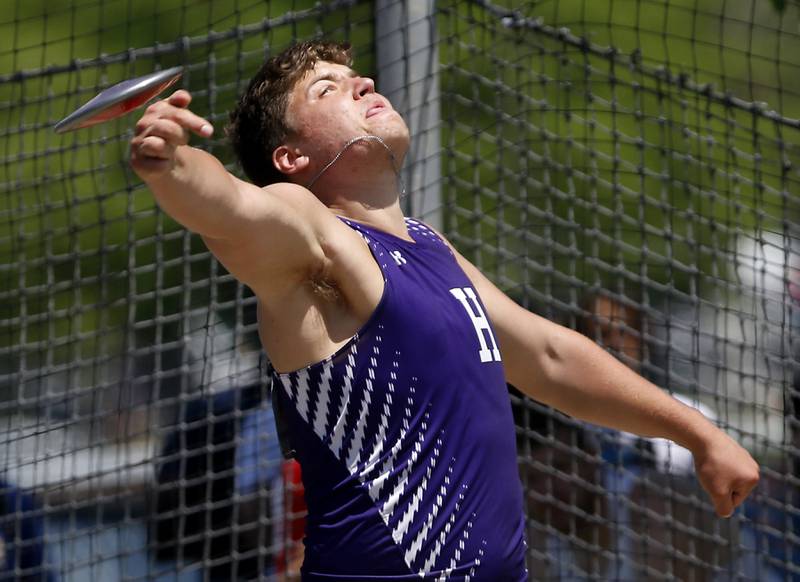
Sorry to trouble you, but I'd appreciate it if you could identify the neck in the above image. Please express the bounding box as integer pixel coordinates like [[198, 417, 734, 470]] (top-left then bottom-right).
[[324, 173, 410, 240], [302, 139, 410, 239], [330, 196, 409, 239]]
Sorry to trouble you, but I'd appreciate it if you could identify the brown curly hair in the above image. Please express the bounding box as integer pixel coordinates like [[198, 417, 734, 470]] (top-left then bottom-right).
[[226, 40, 352, 187]]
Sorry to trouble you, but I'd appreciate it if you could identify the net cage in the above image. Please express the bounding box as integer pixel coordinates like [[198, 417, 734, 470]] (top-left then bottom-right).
[[0, 0, 798, 579]]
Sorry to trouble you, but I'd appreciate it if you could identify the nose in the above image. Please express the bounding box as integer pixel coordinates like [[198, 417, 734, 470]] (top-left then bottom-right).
[[353, 76, 375, 99]]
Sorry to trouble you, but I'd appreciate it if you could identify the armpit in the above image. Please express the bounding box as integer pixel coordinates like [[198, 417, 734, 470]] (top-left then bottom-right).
[[307, 272, 342, 303]]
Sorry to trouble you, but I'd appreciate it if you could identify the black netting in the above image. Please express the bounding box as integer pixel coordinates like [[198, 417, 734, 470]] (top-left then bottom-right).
[[440, 0, 799, 579], [1, 1, 374, 579]]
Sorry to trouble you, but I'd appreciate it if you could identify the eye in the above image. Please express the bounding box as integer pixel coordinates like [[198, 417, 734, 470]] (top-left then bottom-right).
[[320, 85, 335, 96]]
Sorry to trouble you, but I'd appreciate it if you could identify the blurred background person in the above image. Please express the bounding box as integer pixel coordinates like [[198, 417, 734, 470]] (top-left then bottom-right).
[[153, 381, 289, 580], [512, 387, 611, 579], [578, 290, 737, 581]]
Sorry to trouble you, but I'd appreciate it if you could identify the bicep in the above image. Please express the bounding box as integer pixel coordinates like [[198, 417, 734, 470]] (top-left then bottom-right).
[[204, 180, 329, 291]]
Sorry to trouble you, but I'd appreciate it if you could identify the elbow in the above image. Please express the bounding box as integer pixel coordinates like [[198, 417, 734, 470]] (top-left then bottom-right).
[[509, 328, 585, 411], [538, 332, 571, 387]]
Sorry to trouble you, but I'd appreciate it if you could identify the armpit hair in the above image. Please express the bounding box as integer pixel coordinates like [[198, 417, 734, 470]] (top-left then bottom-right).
[[308, 274, 341, 303]]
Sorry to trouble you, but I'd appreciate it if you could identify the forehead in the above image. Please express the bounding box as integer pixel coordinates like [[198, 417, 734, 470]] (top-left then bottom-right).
[[285, 61, 357, 126], [298, 61, 357, 89]]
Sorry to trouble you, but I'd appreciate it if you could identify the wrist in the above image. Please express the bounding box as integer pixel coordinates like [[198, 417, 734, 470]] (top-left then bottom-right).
[[141, 146, 191, 186], [675, 407, 721, 456]]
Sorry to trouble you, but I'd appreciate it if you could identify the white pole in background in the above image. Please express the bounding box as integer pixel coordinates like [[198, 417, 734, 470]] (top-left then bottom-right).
[[375, 0, 442, 230]]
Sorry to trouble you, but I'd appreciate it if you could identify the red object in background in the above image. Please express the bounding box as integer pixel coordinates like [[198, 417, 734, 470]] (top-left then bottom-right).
[[789, 267, 800, 304], [276, 460, 306, 575], [789, 245, 800, 304]]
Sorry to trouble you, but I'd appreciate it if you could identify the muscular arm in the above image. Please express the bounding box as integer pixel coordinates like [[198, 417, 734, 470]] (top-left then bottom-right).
[[140, 143, 248, 240], [451, 249, 759, 517], [130, 90, 327, 288]]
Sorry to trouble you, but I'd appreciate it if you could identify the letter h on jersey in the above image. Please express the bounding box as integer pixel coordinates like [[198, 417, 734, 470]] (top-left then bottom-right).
[[449, 287, 502, 363]]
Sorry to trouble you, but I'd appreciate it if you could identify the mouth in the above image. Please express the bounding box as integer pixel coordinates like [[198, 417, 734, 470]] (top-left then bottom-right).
[[366, 103, 388, 118]]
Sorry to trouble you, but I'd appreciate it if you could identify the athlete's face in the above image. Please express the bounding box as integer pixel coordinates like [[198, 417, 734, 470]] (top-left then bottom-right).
[[284, 61, 410, 169]]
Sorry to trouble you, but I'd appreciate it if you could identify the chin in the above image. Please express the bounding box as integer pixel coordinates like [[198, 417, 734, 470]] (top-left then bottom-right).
[[371, 110, 408, 134], [377, 122, 410, 154]]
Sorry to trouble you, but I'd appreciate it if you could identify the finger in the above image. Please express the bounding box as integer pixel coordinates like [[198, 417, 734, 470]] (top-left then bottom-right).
[[136, 107, 213, 138], [169, 107, 213, 137], [139, 118, 189, 147], [136, 135, 175, 160], [167, 89, 192, 108], [731, 477, 758, 509], [713, 490, 734, 518], [131, 154, 172, 175]]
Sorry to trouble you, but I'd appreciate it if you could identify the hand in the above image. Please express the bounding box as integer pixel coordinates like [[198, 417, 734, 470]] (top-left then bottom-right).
[[693, 428, 759, 517], [130, 90, 214, 181]]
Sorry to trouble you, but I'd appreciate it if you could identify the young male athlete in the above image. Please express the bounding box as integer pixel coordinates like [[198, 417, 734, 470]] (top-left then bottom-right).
[[130, 41, 759, 580]]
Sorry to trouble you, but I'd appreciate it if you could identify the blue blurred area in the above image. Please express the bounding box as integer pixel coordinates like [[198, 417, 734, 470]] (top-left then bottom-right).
[[46, 514, 200, 582], [741, 476, 800, 582], [0, 480, 55, 581], [153, 385, 283, 581], [19, 384, 285, 582]]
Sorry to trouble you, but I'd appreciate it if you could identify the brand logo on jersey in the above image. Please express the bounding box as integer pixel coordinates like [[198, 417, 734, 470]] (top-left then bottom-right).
[[391, 250, 407, 266], [449, 287, 502, 363]]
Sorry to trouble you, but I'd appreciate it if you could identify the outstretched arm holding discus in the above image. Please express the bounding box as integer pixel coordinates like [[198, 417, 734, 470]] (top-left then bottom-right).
[[129, 80, 390, 375], [128, 40, 757, 581], [129, 89, 332, 287]]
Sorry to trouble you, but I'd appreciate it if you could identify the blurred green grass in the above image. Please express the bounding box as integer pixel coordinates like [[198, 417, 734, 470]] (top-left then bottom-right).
[[0, 0, 797, 382]]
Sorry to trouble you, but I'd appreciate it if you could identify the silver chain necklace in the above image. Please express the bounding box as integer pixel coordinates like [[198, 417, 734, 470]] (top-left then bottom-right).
[[305, 134, 406, 196]]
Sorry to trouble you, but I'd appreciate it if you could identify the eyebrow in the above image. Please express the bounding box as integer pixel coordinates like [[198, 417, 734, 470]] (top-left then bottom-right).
[[306, 69, 358, 92]]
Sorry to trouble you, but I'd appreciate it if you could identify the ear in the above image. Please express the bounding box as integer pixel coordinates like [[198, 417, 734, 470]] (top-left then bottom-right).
[[273, 145, 310, 176]]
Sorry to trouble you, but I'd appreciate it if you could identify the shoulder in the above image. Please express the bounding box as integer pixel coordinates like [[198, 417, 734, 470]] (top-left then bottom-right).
[[260, 183, 362, 241], [405, 218, 457, 254], [251, 184, 379, 287], [203, 181, 362, 293], [257, 181, 329, 218], [261, 181, 317, 203]]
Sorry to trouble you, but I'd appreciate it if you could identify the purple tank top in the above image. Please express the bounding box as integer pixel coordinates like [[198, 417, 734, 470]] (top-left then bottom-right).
[[271, 217, 527, 580]]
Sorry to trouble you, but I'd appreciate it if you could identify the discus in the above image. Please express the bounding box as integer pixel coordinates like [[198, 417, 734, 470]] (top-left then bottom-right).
[[54, 66, 183, 133]]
